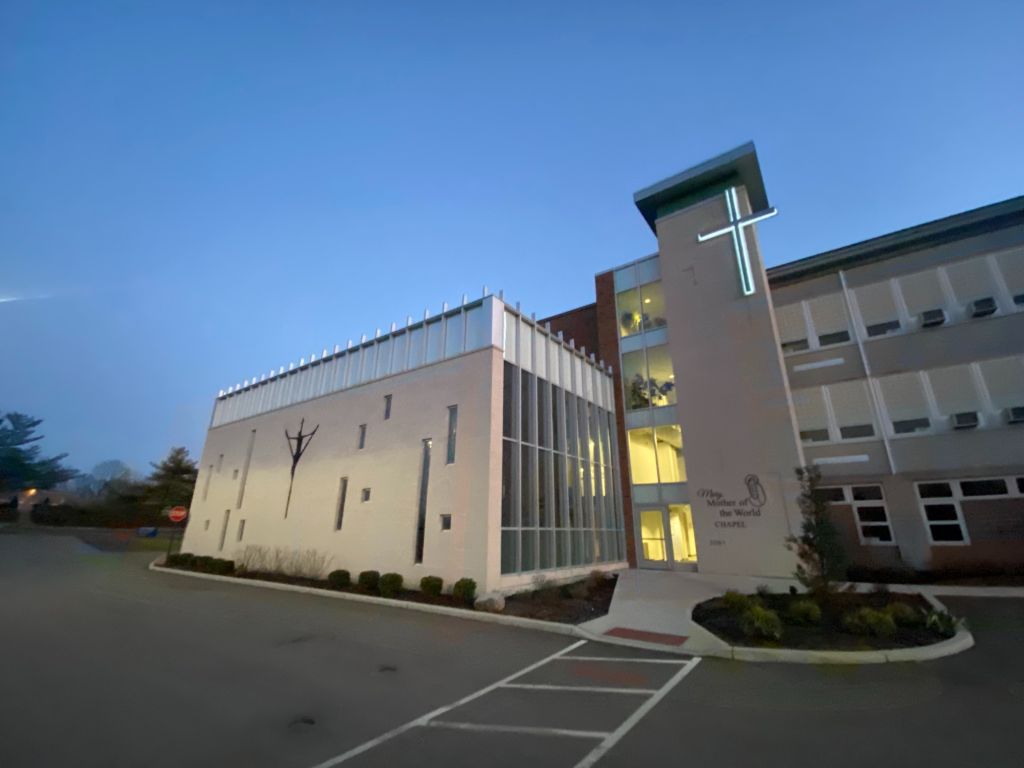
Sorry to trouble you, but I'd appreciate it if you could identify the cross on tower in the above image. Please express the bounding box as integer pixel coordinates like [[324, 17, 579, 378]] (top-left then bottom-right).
[[696, 186, 777, 296]]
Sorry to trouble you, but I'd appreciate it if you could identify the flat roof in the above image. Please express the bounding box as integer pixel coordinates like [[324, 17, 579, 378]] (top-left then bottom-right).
[[633, 142, 769, 232], [768, 194, 1024, 286]]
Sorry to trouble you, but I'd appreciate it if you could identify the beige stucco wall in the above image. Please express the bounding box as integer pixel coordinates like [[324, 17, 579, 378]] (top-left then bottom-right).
[[182, 347, 503, 592], [651, 189, 802, 578]]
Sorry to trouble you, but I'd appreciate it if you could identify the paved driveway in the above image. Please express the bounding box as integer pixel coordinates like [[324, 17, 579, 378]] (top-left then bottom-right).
[[1, 530, 1021, 768]]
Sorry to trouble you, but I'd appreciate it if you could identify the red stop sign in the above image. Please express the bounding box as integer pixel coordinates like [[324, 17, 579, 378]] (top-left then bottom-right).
[[169, 506, 188, 523]]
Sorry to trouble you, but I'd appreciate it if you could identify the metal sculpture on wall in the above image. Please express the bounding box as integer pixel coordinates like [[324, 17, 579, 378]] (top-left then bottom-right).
[[284, 418, 319, 518]]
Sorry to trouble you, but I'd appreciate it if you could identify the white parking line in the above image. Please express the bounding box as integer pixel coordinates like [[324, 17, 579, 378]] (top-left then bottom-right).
[[552, 656, 691, 664], [307, 639, 587, 768], [306, 639, 700, 768], [570, 657, 701, 768], [501, 683, 658, 695], [427, 721, 609, 739]]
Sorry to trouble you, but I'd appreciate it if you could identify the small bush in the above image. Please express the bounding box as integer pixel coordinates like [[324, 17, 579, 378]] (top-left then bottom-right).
[[925, 610, 959, 638], [212, 559, 234, 575], [885, 601, 924, 627], [756, 584, 772, 597], [842, 607, 897, 639], [165, 553, 183, 567], [195, 556, 216, 573], [739, 604, 783, 641], [178, 553, 196, 569], [722, 590, 753, 613], [788, 585, 798, 596], [327, 570, 351, 589], [420, 576, 443, 597], [358, 570, 380, 593], [786, 598, 822, 625], [379, 573, 403, 598], [452, 577, 477, 605], [871, 582, 892, 596]]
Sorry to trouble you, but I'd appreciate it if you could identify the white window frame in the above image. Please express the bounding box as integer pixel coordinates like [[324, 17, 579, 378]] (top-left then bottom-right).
[[915, 481, 972, 546], [821, 485, 896, 546]]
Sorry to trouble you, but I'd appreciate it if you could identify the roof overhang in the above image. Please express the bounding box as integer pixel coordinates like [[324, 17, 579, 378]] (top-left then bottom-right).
[[633, 142, 769, 233]]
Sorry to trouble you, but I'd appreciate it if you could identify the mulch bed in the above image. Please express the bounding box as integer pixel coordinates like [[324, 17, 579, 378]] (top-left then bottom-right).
[[502, 574, 617, 624], [693, 591, 948, 651], [168, 564, 617, 625]]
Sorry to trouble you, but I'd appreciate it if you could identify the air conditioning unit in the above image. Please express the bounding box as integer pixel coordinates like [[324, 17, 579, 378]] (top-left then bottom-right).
[[951, 411, 979, 430], [970, 297, 997, 318], [1005, 406, 1024, 425], [920, 308, 947, 328]]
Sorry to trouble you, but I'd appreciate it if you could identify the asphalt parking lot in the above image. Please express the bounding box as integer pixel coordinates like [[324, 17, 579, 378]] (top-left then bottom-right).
[[1, 530, 1022, 768]]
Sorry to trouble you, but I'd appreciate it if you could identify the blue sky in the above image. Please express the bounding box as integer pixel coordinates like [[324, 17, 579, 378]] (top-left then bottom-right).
[[3, 1, 1022, 473]]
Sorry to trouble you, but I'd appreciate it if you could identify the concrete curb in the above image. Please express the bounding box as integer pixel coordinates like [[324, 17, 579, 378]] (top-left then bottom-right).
[[148, 559, 976, 663], [692, 593, 975, 664], [147, 558, 580, 637]]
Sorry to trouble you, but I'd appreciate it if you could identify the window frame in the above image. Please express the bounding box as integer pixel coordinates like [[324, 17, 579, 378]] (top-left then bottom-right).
[[821, 485, 896, 546]]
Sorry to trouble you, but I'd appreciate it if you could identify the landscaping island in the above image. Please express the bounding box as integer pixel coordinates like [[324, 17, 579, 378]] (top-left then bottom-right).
[[161, 552, 617, 624], [693, 588, 961, 651]]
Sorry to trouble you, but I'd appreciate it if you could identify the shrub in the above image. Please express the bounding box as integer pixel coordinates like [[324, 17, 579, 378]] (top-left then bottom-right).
[[739, 604, 783, 641], [178, 553, 196, 569], [871, 582, 892, 596], [327, 570, 351, 589], [211, 559, 234, 575], [195, 556, 216, 573], [379, 573, 403, 598], [420, 576, 443, 597], [452, 578, 477, 605], [237, 545, 333, 579], [358, 570, 380, 593], [885, 601, 924, 627], [842, 607, 897, 639], [722, 590, 753, 613], [756, 584, 772, 597], [786, 598, 822, 625], [165, 553, 183, 567], [925, 610, 960, 638]]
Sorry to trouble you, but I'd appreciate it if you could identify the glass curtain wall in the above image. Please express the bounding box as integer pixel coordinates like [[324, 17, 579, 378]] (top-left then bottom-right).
[[500, 358, 626, 574]]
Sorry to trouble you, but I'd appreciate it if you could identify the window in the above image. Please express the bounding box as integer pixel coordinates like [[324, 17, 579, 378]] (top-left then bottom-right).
[[792, 387, 830, 443], [231, 468, 239, 479], [626, 425, 686, 484], [440, 514, 451, 531], [995, 250, 1024, 304], [654, 425, 686, 483], [361, 487, 371, 502], [915, 482, 968, 545], [217, 453, 224, 472], [959, 478, 1008, 497], [357, 424, 367, 449], [821, 485, 894, 544], [502, 361, 517, 438], [615, 281, 667, 337], [446, 405, 458, 464], [204, 519, 210, 531], [926, 364, 981, 418], [898, 269, 947, 320], [236, 429, 256, 509], [977, 356, 1024, 410], [775, 303, 809, 353], [415, 438, 432, 563], [828, 380, 876, 439], [853, 281, 901, 337], [946, 257, 1000, 308], [644, 346, 677, 408], [237, 518, 246, 542], [203, 465, 213, 501], [384, 395, 392, 420], [218, 510, 230, 551], [465, 305, 489, 350], [807, 293, 851, 347], [335, 477, 348, 530], [425, 319, 443, 363], [878, 372, 931, 434], [444, 313, 464, 358]]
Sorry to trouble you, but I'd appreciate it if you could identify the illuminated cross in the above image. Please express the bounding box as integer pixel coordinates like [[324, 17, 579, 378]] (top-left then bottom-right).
[[696, 186, 777, 296]]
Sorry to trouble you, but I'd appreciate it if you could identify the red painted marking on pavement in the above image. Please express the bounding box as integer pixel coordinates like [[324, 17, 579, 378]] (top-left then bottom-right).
[[604, 627, 689, 646], [565, 662, 649, 686]]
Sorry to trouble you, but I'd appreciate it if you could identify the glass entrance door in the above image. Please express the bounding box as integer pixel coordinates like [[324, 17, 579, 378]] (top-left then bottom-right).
[[637, 504, 697, 568]]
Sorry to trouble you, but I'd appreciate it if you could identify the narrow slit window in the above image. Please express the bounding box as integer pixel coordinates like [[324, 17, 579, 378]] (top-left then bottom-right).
[[335, 477, 348, 530], [415, 438, 432, 563], [384, 395, 392, 421], [446, 405, 458, 464], [358, 424, 367, 449], [361, 487, 371, 502], [236, 519, 246, 542]]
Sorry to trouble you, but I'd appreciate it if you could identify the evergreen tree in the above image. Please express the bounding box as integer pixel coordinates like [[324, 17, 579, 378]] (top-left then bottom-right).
[[786, 464, 847, 598], [144, 447, 198, 512], [0, 412, 77, 493]]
